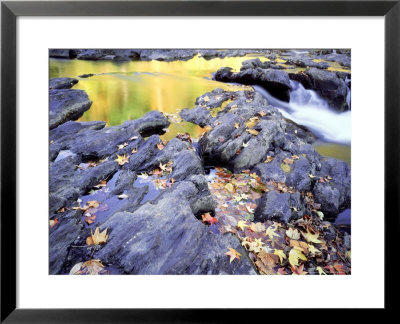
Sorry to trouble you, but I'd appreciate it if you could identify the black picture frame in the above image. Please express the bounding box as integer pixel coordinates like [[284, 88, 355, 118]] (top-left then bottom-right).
[[1, 0, 398, 322]]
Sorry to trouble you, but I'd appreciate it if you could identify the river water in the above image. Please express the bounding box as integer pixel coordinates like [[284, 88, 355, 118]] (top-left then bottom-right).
[[50, 54, 350, 163]]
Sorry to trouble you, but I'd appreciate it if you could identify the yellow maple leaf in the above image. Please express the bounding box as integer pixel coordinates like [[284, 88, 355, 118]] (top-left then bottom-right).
[[264, 156, 274, 163], [86, 227, 109, 246], [266, 226, 280, 240], [308, 244, 321, 256], [225, 248, 241, 263], [246, 129, 259, 136], [245, 117, 259, 129], [234, 122, 239, 129], [237, 220, 248, 231], [316, 266, 327, 275], [286, 227, 300, 240], [274, 249, 287, 265], [302, 229, 323, 244], [114, 154, 129, 166], [288, 248, 307, 267], [248, 239, 264, 253], [224, 183, 235, 193]]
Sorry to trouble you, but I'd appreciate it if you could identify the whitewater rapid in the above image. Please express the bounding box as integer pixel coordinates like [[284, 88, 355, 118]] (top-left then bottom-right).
[[254, 80, 351, 145]]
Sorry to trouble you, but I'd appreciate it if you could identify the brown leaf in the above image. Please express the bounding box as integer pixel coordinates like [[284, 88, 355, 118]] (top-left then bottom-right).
[[256, 251, 279, 275]]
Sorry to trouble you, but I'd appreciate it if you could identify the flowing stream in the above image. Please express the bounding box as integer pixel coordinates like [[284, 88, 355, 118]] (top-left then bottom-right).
[[254, 81, 351, 145]]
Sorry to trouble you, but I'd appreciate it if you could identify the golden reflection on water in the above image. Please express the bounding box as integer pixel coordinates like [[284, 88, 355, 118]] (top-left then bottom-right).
[[49, 54, 350, 163], [314, 143, 351, 165], [49, 55, 262, 137]]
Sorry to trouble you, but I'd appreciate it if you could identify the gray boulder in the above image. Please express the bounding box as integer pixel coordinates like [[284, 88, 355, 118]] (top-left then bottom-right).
[[49, 78, 78, 90], [94, 179, 257, 274], [306, 68, 348, 111], [255, 191, 303, 223], [214, 67, 291, 101], [49, 89, 93, 129]]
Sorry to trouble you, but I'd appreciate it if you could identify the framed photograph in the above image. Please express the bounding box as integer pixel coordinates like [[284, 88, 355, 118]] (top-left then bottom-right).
[[1, 0, 397, 321]]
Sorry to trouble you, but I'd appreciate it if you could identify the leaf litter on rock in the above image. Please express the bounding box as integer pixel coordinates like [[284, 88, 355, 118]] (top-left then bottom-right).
[[206, 166, 351, 275]]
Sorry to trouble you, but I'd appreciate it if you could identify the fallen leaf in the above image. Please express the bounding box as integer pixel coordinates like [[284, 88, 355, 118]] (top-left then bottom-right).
[[286, 227, 300, 240], [308, 244, 321, 256], [250, 222, 266, 233], [302, 229, 323, 244], [288, 248, 307, 267], [84, 214, 96, 224], [87, 200, 99, 209], [290, 240, 309, 254], [156, 143, 165, 150], [245, 117, 259, 129], [248, 238, 264, 253], [138, 172, 148, 179], [283, 158, 294, 165], [49, 218, 59, 228], [117, 142, 128, 150], [266, 226, 280, 240], [224, 183, 235, 193], [246, 129, 259, 136], [201, 212, 217, 224], [237, 220, 248, 231], [94, 180, 107, 189], [234, 122, 239, 129], [291, 264, 308, 275], [258, 111, 267, 117], [264, 156, 274, 163], [280, 163, 291, 173], [316, 266, 327, 275], [203, 96, 210, 102], [225, 248, 241, 263], [86, 227, 109, 246], [256, 251, 279, 275], [131, 148, 138, 154], [114, 154, 129, 166], [274, 249, 287, 265], [334, 263, 346, 275]]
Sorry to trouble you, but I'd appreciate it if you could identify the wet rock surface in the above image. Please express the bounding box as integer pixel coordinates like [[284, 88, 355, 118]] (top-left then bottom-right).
[[49, 49, 351, 275], [215, 67, 292, 101], [49, 77, 78, 89], [49, 89, 93, 129], [49, 108, 257, 274], [181, 88, 351, 222]]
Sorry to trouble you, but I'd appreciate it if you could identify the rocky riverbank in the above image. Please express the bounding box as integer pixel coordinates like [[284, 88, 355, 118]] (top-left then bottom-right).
[[49, 49, 351, 275]]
